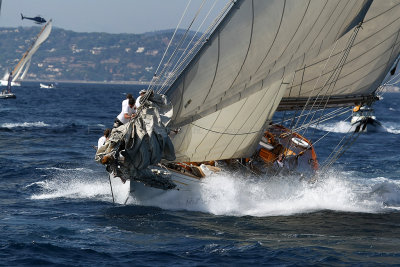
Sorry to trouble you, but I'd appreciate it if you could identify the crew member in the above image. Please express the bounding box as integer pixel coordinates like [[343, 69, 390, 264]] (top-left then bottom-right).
[[113, 98, 136, 128], [97, 128, 111, 149], [135, 89, 147, 109], [121, 93, 133, 111]]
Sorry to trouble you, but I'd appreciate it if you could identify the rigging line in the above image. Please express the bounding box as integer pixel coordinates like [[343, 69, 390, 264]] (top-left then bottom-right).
[[321, 116, 359, 168], [279, 106, 347, 125], [322, 129, 361, 171], [281, 109, 351, 157], [277, 74, 302, 155], [376, 73, 400, 98], [190, 122, 261, 136], [148, 0, 193, 91], [160, 0, 234, 95], [293, 23, 354, 129], [291, 38, 340, 134], [382, 72, 400, 86], [303, 24, 359, 117], [375, 33, 400, 98], [157, 0, 218, 94], [108, 173, 115, 204], [310, 114, 352, 147], [283, 65, 305, 131], [290, 109, 351, 134], [151, 0, 206, 93], [235, 158, 262, 178], [299, 23, 361, 137], [308, 26, 360, 133]]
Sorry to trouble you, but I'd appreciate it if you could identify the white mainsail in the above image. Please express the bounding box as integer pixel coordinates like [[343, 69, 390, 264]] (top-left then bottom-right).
[[10, 19, 52, 83], [278, 1, 400, 110], [165, 0, 373, 162]]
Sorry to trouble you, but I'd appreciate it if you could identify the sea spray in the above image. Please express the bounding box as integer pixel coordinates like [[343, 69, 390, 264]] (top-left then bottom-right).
[[29, 166, 400, 215], [130, 169, 398, 216], [29, 170, 130, 204]]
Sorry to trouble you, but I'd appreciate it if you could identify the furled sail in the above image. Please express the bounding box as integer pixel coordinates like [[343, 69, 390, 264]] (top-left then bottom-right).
[[278, 1, 400, 110], [165, 0, 373, 162], [11, 19, 52, 82]]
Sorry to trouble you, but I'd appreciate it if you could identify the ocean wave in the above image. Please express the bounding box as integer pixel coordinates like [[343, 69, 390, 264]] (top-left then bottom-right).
[[382, 123, 400, 134], [0, 121, 50, 129], [36, 167, 94, 173], [313, 121, 354, 133], [315, 120, 400, 134], [29, 173, 130, 203], [124, 169, 399, 216], [28, 166, 400, 216]]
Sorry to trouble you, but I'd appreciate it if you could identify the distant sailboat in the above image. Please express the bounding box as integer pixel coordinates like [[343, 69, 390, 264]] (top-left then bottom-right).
[[95, 0, 400, 199], [1, 19, 52, 87]]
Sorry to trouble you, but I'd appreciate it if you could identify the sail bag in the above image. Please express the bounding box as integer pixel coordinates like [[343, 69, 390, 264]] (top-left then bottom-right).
[[96, 93, 175, 181]]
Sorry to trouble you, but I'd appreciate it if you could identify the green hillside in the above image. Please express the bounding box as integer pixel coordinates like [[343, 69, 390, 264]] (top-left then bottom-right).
[[0, 26, 195, 83]]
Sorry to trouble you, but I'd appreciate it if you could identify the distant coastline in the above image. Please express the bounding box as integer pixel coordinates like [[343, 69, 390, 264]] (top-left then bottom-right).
[[24, 79, 152, 86], [25, 79, 400, 92]]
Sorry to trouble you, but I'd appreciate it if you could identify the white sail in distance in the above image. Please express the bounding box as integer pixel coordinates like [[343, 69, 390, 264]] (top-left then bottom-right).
[[279, 0, 400, 110], [164, 0, 373, 162], [11, 19, 53, 82]]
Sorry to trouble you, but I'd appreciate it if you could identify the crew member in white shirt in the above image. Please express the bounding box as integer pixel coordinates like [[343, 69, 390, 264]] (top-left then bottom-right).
[[97, 128, 111, 150], [135, 89, 147, 109], [121, 93, 133, 111], [114, 98, 136, 128]]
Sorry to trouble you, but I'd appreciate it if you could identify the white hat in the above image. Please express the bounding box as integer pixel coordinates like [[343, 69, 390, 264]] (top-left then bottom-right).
[[139, 89, 147, 94]]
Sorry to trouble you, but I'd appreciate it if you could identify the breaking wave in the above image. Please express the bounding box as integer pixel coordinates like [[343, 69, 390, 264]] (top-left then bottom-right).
[[28, 167, 400, 216], [314, 121, 354, 133], [382, 122, 400, 134], [1, 121, 49, 129], [133, 170, 400, 216], [315, 121, 400, 134]]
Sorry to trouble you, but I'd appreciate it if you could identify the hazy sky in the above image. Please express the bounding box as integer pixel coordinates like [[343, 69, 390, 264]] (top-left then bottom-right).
[[0, 0, 230, 34]]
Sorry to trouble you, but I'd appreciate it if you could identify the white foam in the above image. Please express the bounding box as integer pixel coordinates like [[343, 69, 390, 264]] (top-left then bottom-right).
[[30, 168, 400, 216], [132, 170, 400, 216], [36, 167, 94, 173], [382, 122, 400, 134], [29, 172, 130, 204], [316, 120, 400, 134], [1, 121, 49, 128], [314, 121, 355, 133]]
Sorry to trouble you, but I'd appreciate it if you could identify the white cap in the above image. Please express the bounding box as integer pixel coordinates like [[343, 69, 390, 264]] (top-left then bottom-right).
[[139, 89, 147, 94]]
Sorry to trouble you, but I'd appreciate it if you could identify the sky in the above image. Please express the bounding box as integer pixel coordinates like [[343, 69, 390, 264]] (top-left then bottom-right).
[[0, 0, 230, 34]]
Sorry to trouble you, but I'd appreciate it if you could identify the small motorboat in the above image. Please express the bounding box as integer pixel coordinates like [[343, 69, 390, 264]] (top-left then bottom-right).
[[40, 83, 55, 89], [351, 105, 383, 132]]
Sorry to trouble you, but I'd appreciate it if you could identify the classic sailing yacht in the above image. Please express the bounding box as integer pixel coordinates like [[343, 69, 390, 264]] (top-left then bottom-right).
[[95, 0, 400, 199], [0, 20, 53, 88]]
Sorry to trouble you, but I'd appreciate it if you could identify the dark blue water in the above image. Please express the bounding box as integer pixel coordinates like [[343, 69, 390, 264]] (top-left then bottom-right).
[[1, 83, 399, 266]]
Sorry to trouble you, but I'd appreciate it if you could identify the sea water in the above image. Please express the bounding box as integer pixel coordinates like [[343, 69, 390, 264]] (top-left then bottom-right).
[[0, 82, 399, 266]]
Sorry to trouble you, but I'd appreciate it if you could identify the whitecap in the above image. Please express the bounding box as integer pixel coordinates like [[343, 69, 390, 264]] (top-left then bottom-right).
[[1, 121, 49, 128], [30, 166, 400, 216]]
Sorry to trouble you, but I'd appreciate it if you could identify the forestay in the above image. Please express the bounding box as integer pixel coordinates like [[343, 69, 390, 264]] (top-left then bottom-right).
[[165, 0, 372, 162], [279, 0, 400, 110]]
